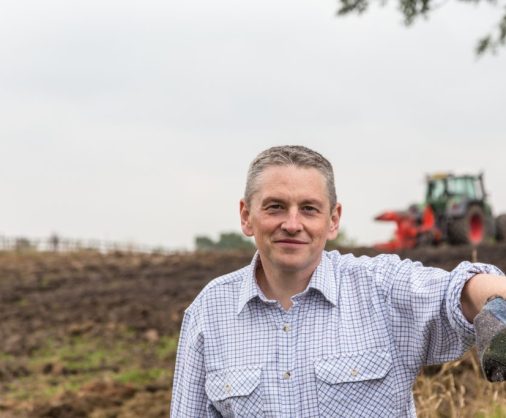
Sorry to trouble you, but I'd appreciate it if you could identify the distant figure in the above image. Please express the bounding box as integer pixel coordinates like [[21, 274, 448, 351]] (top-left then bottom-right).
[[171, 145, 506, 417], [49, 233, 60, 252]]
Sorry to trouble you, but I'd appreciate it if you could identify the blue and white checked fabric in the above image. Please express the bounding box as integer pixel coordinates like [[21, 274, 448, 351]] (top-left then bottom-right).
[[171, 251, 504, 417]]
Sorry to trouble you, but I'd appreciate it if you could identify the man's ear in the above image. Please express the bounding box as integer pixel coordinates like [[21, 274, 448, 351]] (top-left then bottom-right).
[[240, 199, 254, 237], [327, 203, 342, 240]]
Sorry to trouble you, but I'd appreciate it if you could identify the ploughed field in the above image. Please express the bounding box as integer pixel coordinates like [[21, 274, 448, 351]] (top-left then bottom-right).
[[1, 245, 506, 417]]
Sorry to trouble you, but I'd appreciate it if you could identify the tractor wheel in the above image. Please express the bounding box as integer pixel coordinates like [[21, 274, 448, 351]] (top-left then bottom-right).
[[448, 205, 486, 245], [417, 231, 436, 247], [496, 214, 506, 242]]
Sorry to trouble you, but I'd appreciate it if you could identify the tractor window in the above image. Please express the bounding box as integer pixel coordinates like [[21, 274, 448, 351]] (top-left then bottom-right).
[[427, 180, 445, 200], [474, 179, 484, 200], [448, 178, 477, 199]]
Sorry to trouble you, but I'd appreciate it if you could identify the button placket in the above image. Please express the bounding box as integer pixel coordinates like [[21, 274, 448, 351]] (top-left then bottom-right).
[[279, 312, 294, 382], [277, 303, 300, 417]]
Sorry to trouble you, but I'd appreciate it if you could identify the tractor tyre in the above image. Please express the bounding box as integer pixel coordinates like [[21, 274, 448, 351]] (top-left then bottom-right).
[[448, 205, 486, 245], [486, 216, 496, 241], [496, 214, 506, 242]]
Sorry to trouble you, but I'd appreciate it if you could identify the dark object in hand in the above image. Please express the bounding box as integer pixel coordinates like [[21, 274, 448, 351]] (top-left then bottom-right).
[[475, 296, 506, 382]]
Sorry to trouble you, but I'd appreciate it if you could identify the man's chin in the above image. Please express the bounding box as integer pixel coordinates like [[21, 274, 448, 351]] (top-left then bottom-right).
[[271, 255, 316, 273]]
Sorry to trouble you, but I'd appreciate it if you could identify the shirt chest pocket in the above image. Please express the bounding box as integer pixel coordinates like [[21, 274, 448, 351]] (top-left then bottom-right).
[[205, 366, 263, 417], [314, 350, 399, 418]]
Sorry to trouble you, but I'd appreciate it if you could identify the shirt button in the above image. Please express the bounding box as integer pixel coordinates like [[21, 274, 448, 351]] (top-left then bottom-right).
[[283, 371, 291, 380], [225, 384, 231, 393], [282, 324, 291, 332], [351, 368, 359, 377]]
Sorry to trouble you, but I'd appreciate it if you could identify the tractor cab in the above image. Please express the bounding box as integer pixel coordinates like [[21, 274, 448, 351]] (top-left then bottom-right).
[[426, 173, 487, 219]]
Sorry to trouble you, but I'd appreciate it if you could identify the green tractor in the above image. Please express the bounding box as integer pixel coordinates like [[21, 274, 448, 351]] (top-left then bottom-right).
[[375, 173, 506, 251]]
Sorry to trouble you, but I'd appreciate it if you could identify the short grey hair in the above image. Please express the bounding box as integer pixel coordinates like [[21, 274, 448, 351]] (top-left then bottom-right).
[[244, 145, 337, 210]]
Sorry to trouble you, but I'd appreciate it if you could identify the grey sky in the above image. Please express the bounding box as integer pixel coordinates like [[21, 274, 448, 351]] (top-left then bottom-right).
[[2, 0, 505, 250]]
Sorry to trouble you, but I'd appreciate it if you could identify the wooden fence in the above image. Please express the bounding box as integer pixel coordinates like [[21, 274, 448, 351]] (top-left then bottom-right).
[[0, 235, 175, 255]]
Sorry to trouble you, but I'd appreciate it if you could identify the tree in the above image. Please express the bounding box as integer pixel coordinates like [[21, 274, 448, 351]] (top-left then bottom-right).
[[215, 232, 256, 251], [15, 237, 35, 252], [195, 232, 255, 251], [325, 228, 357, 250], [195, 236, 216, 251], [336, 0, 506, 54]]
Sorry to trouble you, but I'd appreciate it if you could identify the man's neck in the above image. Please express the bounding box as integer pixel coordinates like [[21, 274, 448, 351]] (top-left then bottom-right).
[[255, 260, 317, 311]]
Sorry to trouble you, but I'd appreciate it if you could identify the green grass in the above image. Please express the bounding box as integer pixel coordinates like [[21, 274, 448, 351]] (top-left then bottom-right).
[[156, 335, 179, 360], [0, 352, 15, 361], [49, 336, 124, 370], [0, 332, 179, 405], [16, 297, 29, 307], [114, 368, 167, 385], [5, 371, 93, 402], [476, 405, 506, 418]]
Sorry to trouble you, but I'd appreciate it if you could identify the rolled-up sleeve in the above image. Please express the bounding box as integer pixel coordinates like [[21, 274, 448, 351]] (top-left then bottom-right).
[[445, 261, 504, 345], [377, 255, 504, 366]]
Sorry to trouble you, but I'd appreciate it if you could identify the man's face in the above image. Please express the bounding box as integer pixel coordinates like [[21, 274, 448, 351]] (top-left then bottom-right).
[[240, 165, 341, 275]]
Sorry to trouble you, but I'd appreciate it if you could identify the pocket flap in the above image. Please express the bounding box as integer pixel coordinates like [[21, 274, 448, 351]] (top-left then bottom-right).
[[315, 350, 392, 384], [205, 366, 261, 401]]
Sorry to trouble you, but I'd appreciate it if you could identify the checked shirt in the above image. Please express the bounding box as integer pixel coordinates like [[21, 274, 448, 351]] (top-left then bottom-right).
[[171, 251, 504, 417]]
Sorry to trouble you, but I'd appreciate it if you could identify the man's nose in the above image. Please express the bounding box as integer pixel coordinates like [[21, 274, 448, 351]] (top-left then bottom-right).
[[281, 209, 302, 234]]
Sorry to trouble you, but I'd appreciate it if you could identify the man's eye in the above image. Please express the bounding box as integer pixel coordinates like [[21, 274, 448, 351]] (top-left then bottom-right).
[[302, 206, 317, 213], [267, 204, 282, 210]]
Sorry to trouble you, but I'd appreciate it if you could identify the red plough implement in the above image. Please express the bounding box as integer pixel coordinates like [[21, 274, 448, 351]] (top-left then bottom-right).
[[374, 205, 441, 251]]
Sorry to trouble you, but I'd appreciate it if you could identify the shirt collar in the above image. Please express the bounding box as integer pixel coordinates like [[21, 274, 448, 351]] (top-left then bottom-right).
[[237, 251, 337, 315], [237, 252, 263, 315], [306, 252, 337, 307]]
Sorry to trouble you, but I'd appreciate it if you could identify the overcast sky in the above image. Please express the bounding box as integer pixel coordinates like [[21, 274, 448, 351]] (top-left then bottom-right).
[[2, 0, 505, 250]]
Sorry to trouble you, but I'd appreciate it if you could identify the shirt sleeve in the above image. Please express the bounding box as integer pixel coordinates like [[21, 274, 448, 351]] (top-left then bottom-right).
[[376, 255, 504, 366], [171, 310, 220, 417]]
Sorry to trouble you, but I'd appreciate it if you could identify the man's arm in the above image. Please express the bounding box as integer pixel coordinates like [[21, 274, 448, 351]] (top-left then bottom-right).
[[461, 274, 506, 323], [171, 311, 215, 417]]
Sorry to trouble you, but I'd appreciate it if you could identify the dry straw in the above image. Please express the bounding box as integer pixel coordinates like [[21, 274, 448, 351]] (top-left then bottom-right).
[[414, 349, 506, 417]]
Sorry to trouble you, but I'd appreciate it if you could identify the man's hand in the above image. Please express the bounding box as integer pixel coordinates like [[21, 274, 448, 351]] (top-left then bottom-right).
[[474, 296, 506, 382]]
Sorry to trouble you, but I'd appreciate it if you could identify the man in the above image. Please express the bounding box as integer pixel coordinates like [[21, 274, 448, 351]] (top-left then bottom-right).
[[171, 145, 505, 417]]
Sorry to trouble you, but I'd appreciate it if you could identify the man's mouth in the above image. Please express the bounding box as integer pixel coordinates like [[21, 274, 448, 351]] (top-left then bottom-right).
[[274, 239, 307, 245]]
